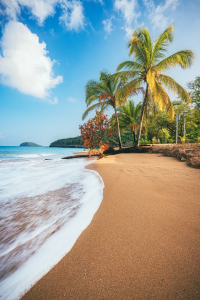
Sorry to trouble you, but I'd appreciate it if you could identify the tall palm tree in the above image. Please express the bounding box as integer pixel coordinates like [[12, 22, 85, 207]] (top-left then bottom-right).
[[117, 100, 142, 143], [83, 71, 141, 149], [115, 24, 195, 146]]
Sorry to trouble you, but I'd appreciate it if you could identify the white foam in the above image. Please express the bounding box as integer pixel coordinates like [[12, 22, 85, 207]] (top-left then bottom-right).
[[0, 158, 92, 206], [0, 158, 104, 300]]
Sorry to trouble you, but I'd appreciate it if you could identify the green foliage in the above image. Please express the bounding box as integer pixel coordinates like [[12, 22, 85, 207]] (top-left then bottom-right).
[[111, 100, 142, 143], [140, 138, 151, 145], [160, 128, 170, 143], [120, 129, 134, 145], [83, 70, 136, 149], [20, 142, 42, 147], [187, 76, 200, 110], [179, 136, 186, 143], [141, 92, 200, 143], [152, 137, 158, 144], [108, 128, 134, 147], [50, 137, 83, 147], [168, 138, 174, 144]]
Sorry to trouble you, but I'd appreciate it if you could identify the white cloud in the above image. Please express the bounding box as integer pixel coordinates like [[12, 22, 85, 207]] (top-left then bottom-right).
[[86, 0, 104, 4], [0, 0, 86, 31], [102, 16, 114, 35], [0, 133, 5, 138], [48, 96, 59, 104], [59, 0, 86, 31], [67, 96, 78, 103], [124, 25, 134, 38], [0, 0, 58, 24], [114, 0, 140, 37], [143, 0, 179, 29], [0, 21, 63, 99]]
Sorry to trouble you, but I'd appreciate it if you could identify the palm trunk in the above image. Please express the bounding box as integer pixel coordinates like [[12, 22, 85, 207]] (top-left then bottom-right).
[[132, 131, 136, 143], [137, 83, 149, 146], [114, 105, 122, 149]]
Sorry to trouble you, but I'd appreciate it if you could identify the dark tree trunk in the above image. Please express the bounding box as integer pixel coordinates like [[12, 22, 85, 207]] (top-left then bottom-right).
[[132, 131, 136, 143], [137, 83, 149, 146], [114, 105, 122, 149]]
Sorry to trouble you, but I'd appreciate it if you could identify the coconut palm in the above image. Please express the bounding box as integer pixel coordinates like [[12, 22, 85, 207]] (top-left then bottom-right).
[[117, 100, 142, 143], [115, 24, 195, 146], [83, 71, 141, 149]]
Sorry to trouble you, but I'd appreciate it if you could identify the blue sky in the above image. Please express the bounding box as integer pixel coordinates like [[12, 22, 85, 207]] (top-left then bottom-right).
[[0, 0, 200, 146]]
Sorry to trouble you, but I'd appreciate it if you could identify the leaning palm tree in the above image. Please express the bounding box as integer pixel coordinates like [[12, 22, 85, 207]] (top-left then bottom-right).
[[83, 71, 141, 149], [117, 100, 142, 143], [115, 24, 195, 146]]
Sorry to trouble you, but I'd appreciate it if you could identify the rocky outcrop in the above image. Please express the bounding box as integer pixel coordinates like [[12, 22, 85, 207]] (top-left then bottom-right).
[[150, 144, 200, 169], [104, 143, 200, 169]]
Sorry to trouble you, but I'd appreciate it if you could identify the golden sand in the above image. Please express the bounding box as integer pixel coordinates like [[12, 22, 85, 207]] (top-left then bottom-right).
[[22, 153, 200, 300]]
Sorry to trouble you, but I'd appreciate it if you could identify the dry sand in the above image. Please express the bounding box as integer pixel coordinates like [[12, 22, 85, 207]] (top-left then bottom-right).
[[22, 153, 200, 300]]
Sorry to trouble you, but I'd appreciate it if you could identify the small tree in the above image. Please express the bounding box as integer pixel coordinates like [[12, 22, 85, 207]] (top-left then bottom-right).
[[79, 111, 111, 156], [187, 76, 200, 111]]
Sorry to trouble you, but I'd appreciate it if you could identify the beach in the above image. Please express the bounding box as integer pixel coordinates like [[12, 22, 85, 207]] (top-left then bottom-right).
[[21, 153, 200, 300]]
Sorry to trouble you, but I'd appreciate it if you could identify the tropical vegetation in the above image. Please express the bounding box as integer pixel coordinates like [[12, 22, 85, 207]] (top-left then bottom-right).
[[79, 111, 111, 155], [79, 24, 197, 151], [111, 100, 142, 143], [50, 137, 83, 147], [82, 71, 142, 149], [115, 24, 195, 145]]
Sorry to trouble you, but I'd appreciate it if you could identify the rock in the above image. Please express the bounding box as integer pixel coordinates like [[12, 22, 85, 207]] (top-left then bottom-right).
[[187, 156, 200, 169]]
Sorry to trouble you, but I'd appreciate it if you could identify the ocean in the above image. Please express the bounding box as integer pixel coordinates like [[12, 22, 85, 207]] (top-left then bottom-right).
[[0, 146, 104, 300]]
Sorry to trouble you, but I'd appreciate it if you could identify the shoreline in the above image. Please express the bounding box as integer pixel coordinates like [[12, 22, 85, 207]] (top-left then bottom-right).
[[22, 153, 200, 300]]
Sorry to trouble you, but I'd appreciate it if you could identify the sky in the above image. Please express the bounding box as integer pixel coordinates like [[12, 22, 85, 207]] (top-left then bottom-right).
[[0, 0, 200, 146]]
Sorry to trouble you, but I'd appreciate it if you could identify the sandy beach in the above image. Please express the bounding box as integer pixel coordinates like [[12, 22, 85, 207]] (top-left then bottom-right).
[[22, 153, 200, 300]]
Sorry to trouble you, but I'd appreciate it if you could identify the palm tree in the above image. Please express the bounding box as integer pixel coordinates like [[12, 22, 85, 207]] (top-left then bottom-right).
[[115, 24, 195, 146], [83, 71, 141, 149], [117, 100, 142, 143]]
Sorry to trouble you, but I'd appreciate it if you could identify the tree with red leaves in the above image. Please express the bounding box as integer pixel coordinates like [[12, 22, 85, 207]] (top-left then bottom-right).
[[79, 111, 111, 156]]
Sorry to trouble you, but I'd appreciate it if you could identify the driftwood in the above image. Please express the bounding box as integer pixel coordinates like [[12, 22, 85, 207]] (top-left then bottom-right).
[[62, 154, 99, 159]]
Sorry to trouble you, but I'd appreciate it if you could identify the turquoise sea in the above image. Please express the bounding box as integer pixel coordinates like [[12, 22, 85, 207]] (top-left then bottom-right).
[[0, 146, 104, 300]]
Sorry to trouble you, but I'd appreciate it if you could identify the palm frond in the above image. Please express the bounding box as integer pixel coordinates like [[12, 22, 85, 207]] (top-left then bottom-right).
[[159, 74, 191, 103], [99, 93, 115, 106], [82, 102, 103, 120], [100, 71, 111, 82], [152, 79, 170, 110], [117, 100, 142, 132], [155, 50, 195, 71], [85, 82, 111, 105], [112, 71, 140, 83], [128, 27, 152, 65], [116, 61, 143, 72], [128, 31, 147, 64], [152, 24, 174, 64], [166, 98, 174, 119], [116, 77, 144, 103]]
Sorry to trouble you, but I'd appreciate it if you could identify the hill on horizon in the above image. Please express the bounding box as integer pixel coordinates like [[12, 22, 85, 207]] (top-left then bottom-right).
[[50, 136, 84, 148], [20, 142, 42, 147]]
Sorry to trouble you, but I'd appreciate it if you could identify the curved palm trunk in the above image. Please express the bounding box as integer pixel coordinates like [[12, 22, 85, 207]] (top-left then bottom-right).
[[137, 83, 149, 146], [114, 105, 122, 149]]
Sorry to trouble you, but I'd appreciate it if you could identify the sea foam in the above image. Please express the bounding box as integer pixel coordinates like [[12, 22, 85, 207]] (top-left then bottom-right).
[[0, 148, 104, 300]]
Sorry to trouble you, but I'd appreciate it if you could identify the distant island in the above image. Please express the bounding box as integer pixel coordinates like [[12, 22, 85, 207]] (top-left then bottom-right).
[[20, 142, 42, 147], [50, 136, 84, 148]]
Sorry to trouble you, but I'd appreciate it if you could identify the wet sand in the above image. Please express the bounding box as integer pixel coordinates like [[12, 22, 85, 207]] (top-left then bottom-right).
[[22, 153, 200, 300]]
